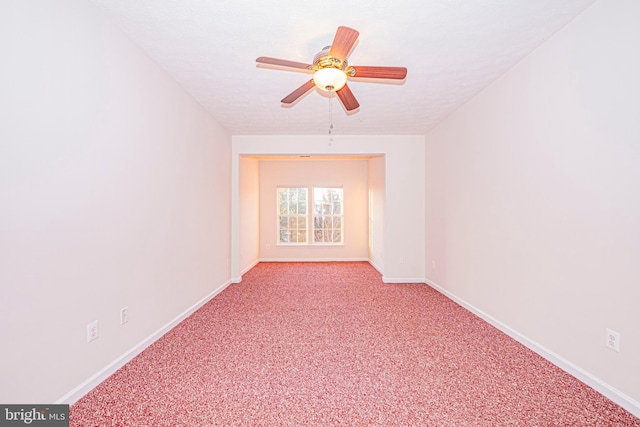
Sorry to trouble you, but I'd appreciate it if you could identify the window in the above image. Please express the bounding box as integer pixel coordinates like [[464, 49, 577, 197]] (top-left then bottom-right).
[[313, 187, 343, 244], [277, 187, 344, 245], [277, 187, 308, 243]]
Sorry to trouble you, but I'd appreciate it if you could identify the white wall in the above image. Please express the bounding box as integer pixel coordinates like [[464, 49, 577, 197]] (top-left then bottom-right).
[[232, 135, 425, 283], [0, 0, 231, 403], [368, 157, 386, 273], [425, 0, 640, 414], [258, 159, 369, 261], [239, 156, 260, 274]]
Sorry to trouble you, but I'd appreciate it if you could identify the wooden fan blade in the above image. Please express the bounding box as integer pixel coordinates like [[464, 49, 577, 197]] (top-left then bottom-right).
[[329, 26, 359, 62], [256, 56, 312, 71], [281, 80, 316, 104], [350, 65, 407, 80], [336, 83, 360, 111]]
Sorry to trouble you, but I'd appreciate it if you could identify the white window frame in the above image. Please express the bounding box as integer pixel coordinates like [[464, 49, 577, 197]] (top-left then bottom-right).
[[276, 187, 308, 245], [276, 186, 344, 246], [312, 187, 344, 245]]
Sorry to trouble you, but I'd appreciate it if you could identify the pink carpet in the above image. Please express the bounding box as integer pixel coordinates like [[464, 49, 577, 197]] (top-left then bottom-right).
[[71, 262, 639, 426]]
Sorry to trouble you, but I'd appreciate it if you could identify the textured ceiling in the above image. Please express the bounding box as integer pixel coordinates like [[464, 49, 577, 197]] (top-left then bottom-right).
[[89, 0, 596, 135]]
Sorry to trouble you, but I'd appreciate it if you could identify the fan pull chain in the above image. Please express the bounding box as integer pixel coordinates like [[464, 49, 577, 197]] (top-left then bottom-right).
[[328, 95, 334, 135], [328, 95, 334, 145]]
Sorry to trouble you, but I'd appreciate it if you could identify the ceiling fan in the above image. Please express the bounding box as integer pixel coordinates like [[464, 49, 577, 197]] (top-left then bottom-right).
[[256, 26, 407, 112]]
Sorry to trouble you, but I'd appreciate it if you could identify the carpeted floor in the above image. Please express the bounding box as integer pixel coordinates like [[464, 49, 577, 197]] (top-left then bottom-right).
[[71, 262, 640, 426]]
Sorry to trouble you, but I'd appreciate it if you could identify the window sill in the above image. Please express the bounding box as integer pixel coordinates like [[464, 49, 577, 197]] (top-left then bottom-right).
[[276, 243, 345, 247]]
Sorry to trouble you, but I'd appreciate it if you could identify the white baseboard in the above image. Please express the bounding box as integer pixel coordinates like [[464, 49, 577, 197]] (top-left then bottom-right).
[[258, 257, 369, 263], [368, 260, 384, 276], [241, 259, 259, 276], [56, 279, 232, 405], [231, 260, 260, 283], [424, 277, 640, 418], [382, 276, 426, 284]]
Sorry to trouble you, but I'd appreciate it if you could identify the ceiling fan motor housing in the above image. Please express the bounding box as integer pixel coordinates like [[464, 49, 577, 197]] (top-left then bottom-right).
[[313, 46, 347, 71]]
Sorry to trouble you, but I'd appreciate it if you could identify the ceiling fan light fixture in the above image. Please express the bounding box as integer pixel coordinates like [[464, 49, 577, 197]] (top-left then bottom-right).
[[313, 67, 347, 92]]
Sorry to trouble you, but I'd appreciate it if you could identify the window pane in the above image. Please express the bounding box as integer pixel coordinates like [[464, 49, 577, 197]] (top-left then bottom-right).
[[323, 217, 332, 230], [279, 217, 288, 230], [278, 190, 287, 214], [333, 217, 341, 229], [332, 230, 342, 243], [297, 230, 307, 243], [289, 189, 298, 214], [279, 230, 290, 243]]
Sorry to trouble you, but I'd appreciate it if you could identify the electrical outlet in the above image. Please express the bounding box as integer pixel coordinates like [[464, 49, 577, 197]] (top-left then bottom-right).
[[605, 328, 620, 352], [120, 307, 129, 325], [87, 320, 98, 343], [399, 256, 405, 264]]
